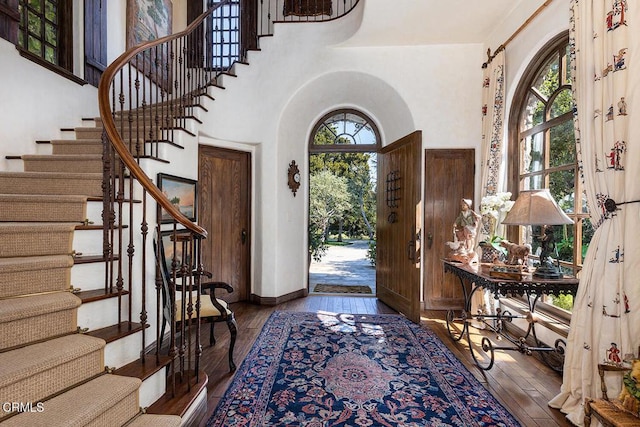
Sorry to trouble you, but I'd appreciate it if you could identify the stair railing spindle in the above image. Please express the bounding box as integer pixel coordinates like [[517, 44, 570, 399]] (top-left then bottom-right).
[[140, 189, 148, 362], [184, 235, 194, 391], [194, 236, 203, 383], [98, 0, 269, 397]]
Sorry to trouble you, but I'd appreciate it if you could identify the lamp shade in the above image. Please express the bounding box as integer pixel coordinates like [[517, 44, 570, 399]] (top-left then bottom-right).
[[501, 189, 574, 226]]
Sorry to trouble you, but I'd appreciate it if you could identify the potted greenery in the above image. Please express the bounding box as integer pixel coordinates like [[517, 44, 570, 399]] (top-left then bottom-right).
[[478, 192, 514, 263]]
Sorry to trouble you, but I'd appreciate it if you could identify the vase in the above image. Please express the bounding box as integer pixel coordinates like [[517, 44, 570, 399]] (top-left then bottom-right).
[[479, 241, 505, 263]]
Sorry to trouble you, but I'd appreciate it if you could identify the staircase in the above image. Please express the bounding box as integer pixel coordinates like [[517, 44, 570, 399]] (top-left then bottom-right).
[[0, 2, 363, 425], [0, 124, 181, 426]]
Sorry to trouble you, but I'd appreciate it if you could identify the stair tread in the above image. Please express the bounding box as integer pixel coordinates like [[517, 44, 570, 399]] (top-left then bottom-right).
[[0, 334, 105, 387], [0, 374, 142, 427], [0, 291, 80, 323], [87, 321, 147, 344], [147, 371, 208, 417], [114, 355, 172, 381], [76, 288, 130, 303]]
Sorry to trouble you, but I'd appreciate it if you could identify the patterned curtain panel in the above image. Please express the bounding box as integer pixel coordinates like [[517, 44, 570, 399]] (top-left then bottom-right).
[[549, 1, 639, 425], [283, 0, 332, 17], [478, 49, 505, 241], [471, 49, 505, 322]]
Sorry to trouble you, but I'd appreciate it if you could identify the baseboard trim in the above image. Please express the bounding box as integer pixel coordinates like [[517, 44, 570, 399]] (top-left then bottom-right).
[[250, 288, 308, 306]]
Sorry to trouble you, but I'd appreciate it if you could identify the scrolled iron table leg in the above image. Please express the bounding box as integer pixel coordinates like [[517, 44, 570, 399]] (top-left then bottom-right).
[[469, 336, 495, 370], [446, 271, 472, 341], [446, 308, 467, 341], [524, 292, 568, 372]]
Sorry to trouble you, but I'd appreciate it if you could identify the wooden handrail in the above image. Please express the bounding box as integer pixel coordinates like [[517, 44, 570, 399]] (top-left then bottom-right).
[[97, 2, 233, 238]]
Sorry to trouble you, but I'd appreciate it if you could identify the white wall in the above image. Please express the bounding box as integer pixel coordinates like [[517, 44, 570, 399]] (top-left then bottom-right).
[[195, 2, 484, 298], [501, 1, 570, 116], [194, 0, 570, 299], [0, 39, 99, 171], [0, 0, 134, 172]]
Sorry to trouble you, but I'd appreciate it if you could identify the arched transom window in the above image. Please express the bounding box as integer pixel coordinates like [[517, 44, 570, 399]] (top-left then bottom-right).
[[310, 109, 380, 152]]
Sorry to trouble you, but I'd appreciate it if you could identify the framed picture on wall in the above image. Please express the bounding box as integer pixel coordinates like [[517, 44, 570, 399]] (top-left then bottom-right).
[[157, 173, 197, 223], [126, 0, 173, 89], [159, 229, 193, 275]]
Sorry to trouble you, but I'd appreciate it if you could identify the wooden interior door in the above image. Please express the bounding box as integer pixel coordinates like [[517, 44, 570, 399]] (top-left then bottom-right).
[[198, 145, 251, 302], [423, 149, 475, 310], [376, 131, 421, 323]]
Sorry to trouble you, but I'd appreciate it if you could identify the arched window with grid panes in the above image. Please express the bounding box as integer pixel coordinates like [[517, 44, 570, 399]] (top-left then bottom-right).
[[507, 32, 593, 313]]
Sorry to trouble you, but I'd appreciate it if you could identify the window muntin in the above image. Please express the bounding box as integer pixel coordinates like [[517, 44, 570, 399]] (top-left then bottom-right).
[[510, 35, 593, 313], [18, 0, 72, 72], [207, 0, 240, 70], [20, 0, 58, 66], [310, 110, 380, 152]]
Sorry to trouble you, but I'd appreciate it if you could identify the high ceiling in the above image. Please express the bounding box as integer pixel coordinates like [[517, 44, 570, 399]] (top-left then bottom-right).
[[342, 0, 548, 46]]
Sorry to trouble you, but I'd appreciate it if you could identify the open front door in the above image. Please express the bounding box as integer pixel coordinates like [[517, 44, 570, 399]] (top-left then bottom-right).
[[376, 131, 421, 323]]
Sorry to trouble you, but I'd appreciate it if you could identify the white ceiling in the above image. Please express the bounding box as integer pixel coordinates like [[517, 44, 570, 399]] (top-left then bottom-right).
[[342, 0, 548, 46]]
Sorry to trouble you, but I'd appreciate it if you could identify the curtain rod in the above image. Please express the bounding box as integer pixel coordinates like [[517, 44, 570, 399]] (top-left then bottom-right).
[[482, 0, 554, 68]]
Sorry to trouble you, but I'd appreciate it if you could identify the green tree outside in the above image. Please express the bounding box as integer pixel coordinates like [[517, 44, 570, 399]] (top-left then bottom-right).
[[309, 170, 350, 261]]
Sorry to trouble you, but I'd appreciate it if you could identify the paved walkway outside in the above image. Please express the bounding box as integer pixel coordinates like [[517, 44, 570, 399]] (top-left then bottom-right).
[[309, 240, 376, 294]]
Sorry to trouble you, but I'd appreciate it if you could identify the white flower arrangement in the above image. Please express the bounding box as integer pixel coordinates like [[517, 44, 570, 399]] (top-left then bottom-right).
[[479, 192, 514, 244], [480, 192, 514, 222]]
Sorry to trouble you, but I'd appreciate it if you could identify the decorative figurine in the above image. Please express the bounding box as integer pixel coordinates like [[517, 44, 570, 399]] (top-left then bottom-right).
[[454, 199, 481, 254], [446, 198, 481, 264]]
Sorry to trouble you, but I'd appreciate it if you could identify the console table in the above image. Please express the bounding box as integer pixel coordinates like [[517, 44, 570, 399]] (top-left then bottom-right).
[[443, 260, 579, 371]]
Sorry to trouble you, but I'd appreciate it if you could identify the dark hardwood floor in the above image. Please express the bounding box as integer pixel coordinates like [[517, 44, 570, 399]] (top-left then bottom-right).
[[197, 296, 574, 427]]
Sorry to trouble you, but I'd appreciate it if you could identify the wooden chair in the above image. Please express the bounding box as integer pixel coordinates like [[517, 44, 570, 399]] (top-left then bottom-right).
[[584, 356, 640, 427], [155, 232, 237, 372]]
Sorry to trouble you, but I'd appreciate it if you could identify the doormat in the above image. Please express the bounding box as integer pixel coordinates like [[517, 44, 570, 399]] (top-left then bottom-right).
[[313, 284, 372, 294]]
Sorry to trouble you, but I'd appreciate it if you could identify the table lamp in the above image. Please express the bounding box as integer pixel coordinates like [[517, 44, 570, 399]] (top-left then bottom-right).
[[501, 189, 573, 279]]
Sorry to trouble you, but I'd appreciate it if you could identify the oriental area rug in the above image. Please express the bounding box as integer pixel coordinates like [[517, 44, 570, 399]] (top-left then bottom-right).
[[207, 311, 521, 427]]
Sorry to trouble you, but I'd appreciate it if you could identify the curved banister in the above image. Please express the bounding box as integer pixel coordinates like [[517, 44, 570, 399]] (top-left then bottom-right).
[[94, 0, 362, 397], [97, 2, 233, 239], [98, 0, 360, 237]]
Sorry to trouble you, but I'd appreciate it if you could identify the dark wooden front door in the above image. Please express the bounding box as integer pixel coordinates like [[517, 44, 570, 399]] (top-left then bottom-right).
[[376, 131, 421, 323], [423, 149, 475, 310], [198, 145, 251, 302]]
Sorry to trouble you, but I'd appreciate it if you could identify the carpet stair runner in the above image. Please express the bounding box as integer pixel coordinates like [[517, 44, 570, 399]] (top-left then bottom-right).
[[0, 195, 88, 222], [21, 154, 102, 173], [51, 139, 103, 155], [0, 125, 180, 426], [0, 171, 102, 197]]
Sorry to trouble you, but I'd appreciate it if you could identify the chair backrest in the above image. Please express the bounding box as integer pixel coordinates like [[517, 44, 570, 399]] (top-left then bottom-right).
[[153, 231, 174, 323], [154, 229, 201, 320]]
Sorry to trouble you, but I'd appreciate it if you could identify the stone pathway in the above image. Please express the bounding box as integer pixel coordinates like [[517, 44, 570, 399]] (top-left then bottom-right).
[[309, 240, 376, 294]]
